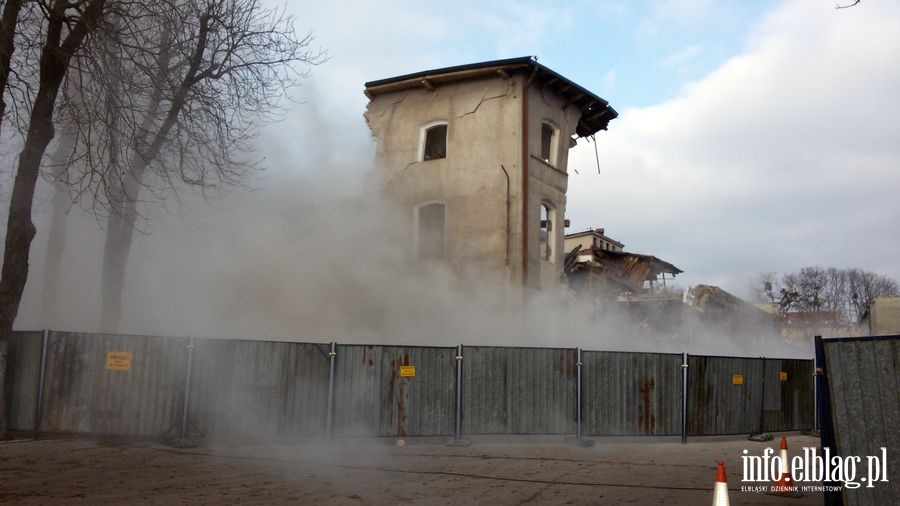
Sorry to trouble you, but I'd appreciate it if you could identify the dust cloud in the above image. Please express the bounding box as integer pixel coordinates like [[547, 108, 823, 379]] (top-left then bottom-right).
[[5, 120, 810, 360]]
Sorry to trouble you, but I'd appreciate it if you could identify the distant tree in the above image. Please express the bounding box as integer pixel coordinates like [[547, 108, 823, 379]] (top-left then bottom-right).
[[752, 267, 899, 321], [752, 271, 798, 314], [846, 268, 898, 321]]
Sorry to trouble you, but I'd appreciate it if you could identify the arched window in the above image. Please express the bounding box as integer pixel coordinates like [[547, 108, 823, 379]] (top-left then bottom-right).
[[419, 122, 448, 161], [416, 202, 446, 259]]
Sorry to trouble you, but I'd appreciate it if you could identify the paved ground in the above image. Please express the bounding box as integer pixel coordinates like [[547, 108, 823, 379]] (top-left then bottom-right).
[[1, 434, 825, 505]]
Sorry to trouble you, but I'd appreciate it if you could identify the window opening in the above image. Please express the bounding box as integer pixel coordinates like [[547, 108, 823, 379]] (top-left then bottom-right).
[[417, 203, 446, 259], [540, 203, 554, 261], [423, 124, 448, 160], [541, 123, 557, 165]]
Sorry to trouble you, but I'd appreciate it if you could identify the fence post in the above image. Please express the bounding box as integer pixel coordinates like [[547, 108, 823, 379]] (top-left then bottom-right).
[[33, 329, 49, 439], [173, 336, 197, 447], [447, 344, 469, 446], [325, 342, 336, 440], [681, 352, 689, 444], [757, 357, 767, 435], [565, 348, 592, 446], [576, 347, 583, 441], [813, 336, 822, 434]]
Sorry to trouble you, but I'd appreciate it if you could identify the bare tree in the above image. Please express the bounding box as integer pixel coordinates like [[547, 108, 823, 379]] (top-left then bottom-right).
[[752, 267, 899, 321], [1, 0, 322, 434], [752, 271, 799, 314], [33, 0, 322, 330], [846, 268, 898, 321], [0, 0, 111, 439]]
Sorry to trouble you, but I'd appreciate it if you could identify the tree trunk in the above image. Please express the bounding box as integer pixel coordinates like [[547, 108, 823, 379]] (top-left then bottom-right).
[[100, 213, 129, 332], [0, 93, 57, 440], [99, 166, 144, 332], [40, 122, 77, 328], [1, 103, 57, 336], [0, 338, 7, 439], [0, 0, 107, 440]]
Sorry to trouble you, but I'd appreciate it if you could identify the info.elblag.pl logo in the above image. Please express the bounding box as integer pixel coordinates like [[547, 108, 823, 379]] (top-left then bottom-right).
[[742, 447, 889, 490]]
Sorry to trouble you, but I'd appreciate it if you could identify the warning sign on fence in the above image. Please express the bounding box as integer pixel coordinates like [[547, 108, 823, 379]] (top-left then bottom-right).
[[732, 374, 744, 385], [779, 371, 788, 381], [400, 365, 416, 377], [106, 352, 133, 371]]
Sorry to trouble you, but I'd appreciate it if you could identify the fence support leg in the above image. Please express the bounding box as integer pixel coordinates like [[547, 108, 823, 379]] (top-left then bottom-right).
[[33, 329, 49, 440], [173, 337, 197, 448], [567, 348, 592, 446], [326, 342, 336, 441], [447, 344, 469, 446], [681, 352, 689, 444]]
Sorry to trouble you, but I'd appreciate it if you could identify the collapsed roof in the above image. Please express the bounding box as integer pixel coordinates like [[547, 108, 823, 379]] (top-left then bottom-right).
[[565, 245, 682, 293]]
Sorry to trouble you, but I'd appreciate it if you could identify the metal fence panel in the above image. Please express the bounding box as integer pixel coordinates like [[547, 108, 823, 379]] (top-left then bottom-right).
[[583, 351, 682, 436], [333, 345, 455, 437], [37, 332, 187, 435], [5, 329, 821, 442], [688, 355, 764, 436], [190, 339, 330, 441], [463, 346, 576, 435], [5, 331, 44, 431], [821, 336, 900, 506], [760, 358, 814, 432]]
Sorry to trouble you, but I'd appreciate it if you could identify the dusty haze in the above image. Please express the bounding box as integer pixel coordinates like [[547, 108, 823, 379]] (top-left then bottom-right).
[[1, 86, 811, 359]]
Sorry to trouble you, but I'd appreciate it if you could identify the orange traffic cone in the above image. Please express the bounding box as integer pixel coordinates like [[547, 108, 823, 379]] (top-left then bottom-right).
[[767, 435, 803, 498], [712, 461, 730, 506]]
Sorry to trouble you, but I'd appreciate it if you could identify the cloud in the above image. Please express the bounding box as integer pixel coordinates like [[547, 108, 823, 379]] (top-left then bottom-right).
[[567, 0, 900, 297], [661, 44, 702, 68]]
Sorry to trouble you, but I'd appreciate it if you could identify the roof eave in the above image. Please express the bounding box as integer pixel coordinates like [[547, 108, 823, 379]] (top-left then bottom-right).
[[364, 57, 617, 137]]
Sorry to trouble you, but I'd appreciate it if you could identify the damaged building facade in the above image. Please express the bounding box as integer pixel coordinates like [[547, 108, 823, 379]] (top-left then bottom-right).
[[364, 57, 617, 290], [563, 227, 681, 300]]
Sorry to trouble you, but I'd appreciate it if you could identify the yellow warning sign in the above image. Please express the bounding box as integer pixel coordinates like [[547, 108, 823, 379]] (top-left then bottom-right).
[[106, 352, 133, 371], [400, 365, 416, 377], [732, 374, 744, 385], [779, 371, 788, 382]]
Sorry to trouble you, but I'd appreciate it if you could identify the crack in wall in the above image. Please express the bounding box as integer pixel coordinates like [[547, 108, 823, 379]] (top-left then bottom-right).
[[384, 160, 418, 188], [457, 93, 508, 119], [381, 91, 409, 117]]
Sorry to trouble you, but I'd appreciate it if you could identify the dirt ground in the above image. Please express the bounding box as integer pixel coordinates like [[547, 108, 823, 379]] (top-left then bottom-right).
[[1, 433, 825, 505]]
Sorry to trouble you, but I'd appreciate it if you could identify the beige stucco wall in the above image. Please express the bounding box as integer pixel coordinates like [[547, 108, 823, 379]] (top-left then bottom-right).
[[870, 296, 900, 335], [563, 235, 593, 254], [525, 85, 581, 289], [366, 74, 581, 290]]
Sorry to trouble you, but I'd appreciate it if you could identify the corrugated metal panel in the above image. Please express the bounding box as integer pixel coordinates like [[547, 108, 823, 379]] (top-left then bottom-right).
[[760, 358, 814, 432], [583, 351, 682, 436], [688, 355, 765, 436], [5, 331, 44, 430], [37, 331, 187, 435], [333, 345, 455, 437], [463, 346, 576, 435], [190, 339, 330, 440], [822, 336, 900, 506]]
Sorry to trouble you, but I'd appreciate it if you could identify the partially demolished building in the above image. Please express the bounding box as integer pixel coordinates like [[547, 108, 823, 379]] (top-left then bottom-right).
[[364, 57, 617, 290], [564, 228, 682, 300]]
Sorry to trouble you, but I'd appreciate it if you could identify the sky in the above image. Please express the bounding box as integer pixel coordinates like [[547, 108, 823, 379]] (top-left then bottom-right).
[[267, 0, 900, 297]]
